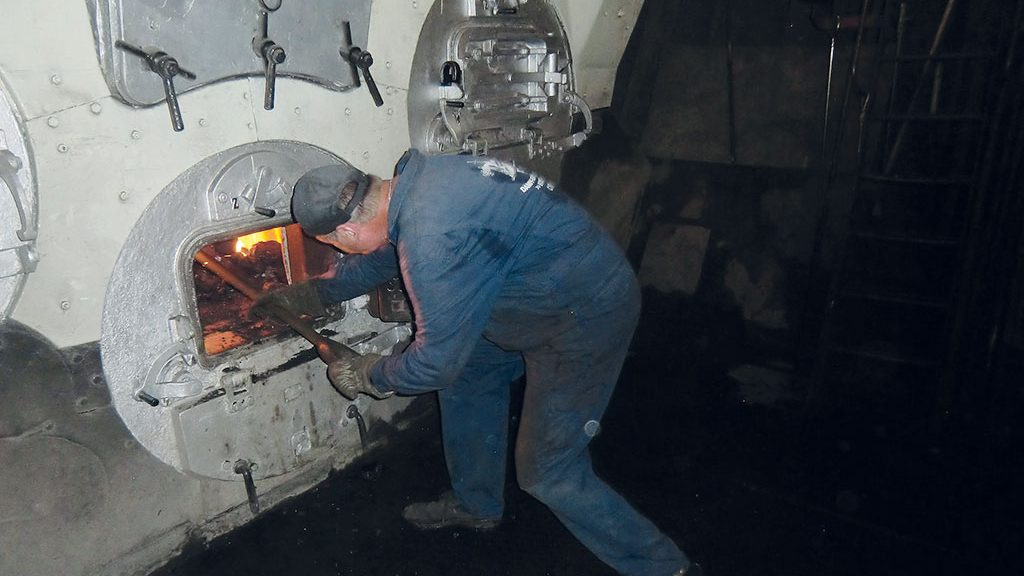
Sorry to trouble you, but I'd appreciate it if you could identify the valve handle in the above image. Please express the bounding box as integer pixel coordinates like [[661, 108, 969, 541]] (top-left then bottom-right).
[[340, 22, 384, 107], [253, 11, 286, 110], [115, 40, 195, 132]]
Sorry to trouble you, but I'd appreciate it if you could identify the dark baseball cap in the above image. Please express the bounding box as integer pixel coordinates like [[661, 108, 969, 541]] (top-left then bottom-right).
[[291, 163, 370, 235]]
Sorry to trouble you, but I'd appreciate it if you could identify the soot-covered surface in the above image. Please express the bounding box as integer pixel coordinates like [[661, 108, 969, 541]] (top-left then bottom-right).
[[152, 299, 981, 576]]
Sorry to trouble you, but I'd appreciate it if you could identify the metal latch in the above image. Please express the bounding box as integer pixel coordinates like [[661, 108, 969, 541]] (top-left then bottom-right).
[[233, 459, 260, 515], [115, 41, 197, 132], [0, 149, 37, 242]]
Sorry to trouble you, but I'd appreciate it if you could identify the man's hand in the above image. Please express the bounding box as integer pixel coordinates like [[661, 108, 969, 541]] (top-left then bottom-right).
[[327, 353, 392, 401], [252, 281, 326, 321]]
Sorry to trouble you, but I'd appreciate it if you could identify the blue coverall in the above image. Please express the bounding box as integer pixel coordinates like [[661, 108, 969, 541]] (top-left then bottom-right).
[[316, 149, 688, 576]]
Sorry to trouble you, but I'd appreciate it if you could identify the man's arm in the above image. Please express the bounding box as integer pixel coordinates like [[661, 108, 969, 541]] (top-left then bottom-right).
[[315, 244, 400, 305], [370, 229, 511, 395]]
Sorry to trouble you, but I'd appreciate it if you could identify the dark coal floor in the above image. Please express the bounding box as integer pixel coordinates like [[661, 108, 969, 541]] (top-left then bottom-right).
[[152, 303, 1002, 576]]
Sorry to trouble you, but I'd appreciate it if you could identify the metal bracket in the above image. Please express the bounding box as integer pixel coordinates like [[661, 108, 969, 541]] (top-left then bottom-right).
[[345, 323, 413, 355], [0, 245, 38, 279], [138, 344, 204, 402], [207, 150, 302, 223], [0, 149, 36, 242], [223, 371, 254, 414]]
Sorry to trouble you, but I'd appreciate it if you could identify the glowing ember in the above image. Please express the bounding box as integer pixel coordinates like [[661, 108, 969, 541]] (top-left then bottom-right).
[[235, 228, 284, 255]]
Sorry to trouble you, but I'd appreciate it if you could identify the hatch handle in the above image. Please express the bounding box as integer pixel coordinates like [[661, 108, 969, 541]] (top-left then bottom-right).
[[340, 22, 384, 107], [115, 40, 196, 132], [252, 10, 287, 110], [233, 459, 261, 514]]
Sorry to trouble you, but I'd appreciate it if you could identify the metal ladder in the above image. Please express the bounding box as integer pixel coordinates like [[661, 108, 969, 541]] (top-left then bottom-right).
[[809, 0, 997, 426]]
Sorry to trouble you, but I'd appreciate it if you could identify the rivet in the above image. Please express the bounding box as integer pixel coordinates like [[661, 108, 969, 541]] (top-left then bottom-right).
[[57, 143, 69, 153], [344, 107, 351, 115], [242, 91, 250, 101], [246, 122, 255, 129], [217, 192, 229, 203], [130, 130, 142, 140], [293, 106, 301, 115], [362, 151, 370, 159], [50, 74, 62, 86], [617, 9, 625, 17], [385, 61, 392, 69], [46, 116, 60, 128], [625, 25, 631, 31], [412, 1, 418, 8], [118, 190, 130, 202], [59, 299, 71, 311], [147, 18, 157, 30], [89, 102, 103, 115], [198, 118, 207, 127], [584, 419, 601, 437], [387, 107, 394, 115]]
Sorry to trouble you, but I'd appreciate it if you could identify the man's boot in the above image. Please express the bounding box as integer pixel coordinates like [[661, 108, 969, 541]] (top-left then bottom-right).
[[401, 491, 501, 531]]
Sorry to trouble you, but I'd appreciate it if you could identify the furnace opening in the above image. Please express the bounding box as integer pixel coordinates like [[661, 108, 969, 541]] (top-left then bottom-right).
[[192, 223, 338, 356]]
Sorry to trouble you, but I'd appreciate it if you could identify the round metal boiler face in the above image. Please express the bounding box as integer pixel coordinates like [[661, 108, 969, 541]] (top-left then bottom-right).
[[406, 0, 580, 157], [100, 141, 410, 480], [0, 73, 38, 321]]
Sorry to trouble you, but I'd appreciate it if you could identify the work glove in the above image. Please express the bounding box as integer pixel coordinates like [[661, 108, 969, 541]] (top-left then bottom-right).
[[252, 281, 326, 321], [327, 353, 393, 401]]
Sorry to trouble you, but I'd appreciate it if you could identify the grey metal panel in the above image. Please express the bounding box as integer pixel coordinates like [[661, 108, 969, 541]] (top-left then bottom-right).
[[0, 72, 38, 321], [88, 0, 372, 106]]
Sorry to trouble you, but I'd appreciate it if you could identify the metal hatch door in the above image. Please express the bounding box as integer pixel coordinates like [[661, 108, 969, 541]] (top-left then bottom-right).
[[407, 0, 591, 159]]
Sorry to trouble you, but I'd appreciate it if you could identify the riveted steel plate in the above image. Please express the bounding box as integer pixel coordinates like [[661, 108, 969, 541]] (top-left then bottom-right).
[[88, 0, 372, 106], [0, 72, 38, 321]]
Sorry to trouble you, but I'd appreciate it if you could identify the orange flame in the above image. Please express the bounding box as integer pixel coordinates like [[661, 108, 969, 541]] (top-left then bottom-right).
[[234, 228, 284, 256]]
